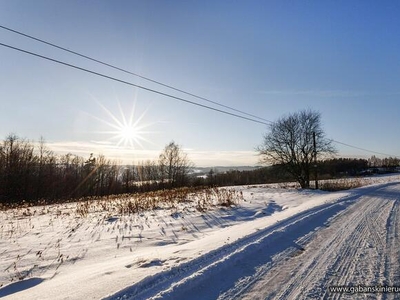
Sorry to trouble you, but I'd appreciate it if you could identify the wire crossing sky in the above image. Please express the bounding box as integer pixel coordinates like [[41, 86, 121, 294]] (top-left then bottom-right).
[[0, 40, 397, 160], [0, 42, 272, 126], [0, 24, 272, 124], [1, 1, 399, 166]]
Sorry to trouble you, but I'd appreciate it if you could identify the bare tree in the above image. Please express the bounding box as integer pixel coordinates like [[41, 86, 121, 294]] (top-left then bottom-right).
[[159, 141, 193, 187], [0, 133, 200, 204], [258, 110, 336, 189], [122, 165, 135, 193]]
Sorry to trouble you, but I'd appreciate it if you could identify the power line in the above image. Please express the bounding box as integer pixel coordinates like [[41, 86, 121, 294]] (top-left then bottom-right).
[[0, 42, 270, 126], [0, 41, 397, 159], [0, 24, 271, 124], [330, 139, 400, 159]]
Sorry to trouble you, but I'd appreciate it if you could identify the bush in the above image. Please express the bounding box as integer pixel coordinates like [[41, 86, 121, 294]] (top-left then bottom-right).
[[319, 178, 364, 191]]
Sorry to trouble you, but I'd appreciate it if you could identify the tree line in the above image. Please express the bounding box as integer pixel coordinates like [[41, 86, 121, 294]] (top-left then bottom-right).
[[1, 130, 398, 205], [194, 157, 398, 188], [367, 155, 400, 168], [0, 135, 192, 205]]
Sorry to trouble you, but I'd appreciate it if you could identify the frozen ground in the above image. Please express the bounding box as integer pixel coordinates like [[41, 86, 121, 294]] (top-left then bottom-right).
[[1, 175, 400, 299]]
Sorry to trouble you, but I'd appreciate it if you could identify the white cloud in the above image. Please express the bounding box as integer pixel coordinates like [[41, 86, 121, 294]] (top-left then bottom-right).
[[47, 141, 159, 163], [186, 150, 259, 167], [46, 141, 259, 167]]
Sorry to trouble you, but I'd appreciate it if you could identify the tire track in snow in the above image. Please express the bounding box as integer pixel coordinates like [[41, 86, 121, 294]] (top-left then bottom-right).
[[382, 190, 400, 300], [240, 196, 373, 300], [105, 189, 360, 300], [236, 182, 400, 300], [105, 182, 400, 300]]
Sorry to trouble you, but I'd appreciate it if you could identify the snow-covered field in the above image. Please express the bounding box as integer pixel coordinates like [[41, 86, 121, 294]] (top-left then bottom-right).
[[1, 175, 400, 299]]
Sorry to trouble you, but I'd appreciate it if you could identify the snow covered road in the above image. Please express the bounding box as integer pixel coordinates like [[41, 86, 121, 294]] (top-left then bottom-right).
[[237, 182, 400, 300], [108, 182, 400, 300]]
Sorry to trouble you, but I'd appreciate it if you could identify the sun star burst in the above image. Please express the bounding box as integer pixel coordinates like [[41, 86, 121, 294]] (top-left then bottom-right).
[[90, 99, 155, 149]]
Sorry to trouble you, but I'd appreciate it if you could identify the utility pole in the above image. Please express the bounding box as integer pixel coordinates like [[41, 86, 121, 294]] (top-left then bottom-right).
[[313, 131, 319, 189]]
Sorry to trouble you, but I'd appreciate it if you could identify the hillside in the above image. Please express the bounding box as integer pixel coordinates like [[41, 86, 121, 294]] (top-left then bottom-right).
[[1, 175, 400, 299]]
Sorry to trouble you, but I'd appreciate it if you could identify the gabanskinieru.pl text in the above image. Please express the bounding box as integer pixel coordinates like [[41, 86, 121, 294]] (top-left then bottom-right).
[[329, 285, 400, 294]]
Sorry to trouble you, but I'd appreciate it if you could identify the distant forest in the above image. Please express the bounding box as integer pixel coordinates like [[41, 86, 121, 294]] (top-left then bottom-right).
[[207, 156, 399, 188], [0, 134, 399, 206]]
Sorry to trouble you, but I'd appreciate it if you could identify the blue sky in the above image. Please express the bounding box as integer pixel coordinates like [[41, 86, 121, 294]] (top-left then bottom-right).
[[0, 1, 399, 166]]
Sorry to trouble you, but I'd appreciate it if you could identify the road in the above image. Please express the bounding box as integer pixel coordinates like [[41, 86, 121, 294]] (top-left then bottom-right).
[[107, 182, 400, 300], [235, 182, 400, 300]]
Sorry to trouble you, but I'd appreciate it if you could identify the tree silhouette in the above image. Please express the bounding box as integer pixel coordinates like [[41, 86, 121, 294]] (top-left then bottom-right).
[[258, 110, 336, 188]]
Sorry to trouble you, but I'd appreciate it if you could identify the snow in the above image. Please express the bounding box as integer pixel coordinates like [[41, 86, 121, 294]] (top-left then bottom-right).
[[1, 175, 400, 299]]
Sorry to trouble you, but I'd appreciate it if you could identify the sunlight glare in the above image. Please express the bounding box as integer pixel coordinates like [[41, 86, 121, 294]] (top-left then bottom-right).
[[89, 98, 156, 149]]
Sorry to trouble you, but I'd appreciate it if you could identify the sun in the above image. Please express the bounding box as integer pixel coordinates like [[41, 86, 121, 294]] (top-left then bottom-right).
[[90, 99, 154, 149], [114, 122, 143, 148], [120, 125, 138, 141]]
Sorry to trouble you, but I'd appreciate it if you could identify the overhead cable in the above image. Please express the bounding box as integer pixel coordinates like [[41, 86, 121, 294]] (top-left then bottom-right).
[[0, 39, 396, 159], [0, 24, 271, 123], [0, 42, 270, 126]]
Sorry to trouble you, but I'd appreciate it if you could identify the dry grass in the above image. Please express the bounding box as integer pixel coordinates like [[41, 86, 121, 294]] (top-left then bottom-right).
[[75, 187, 243, 217], [316, 175, 400, 191], [319, 178, 364, 191], [1, 186, 244, 286]]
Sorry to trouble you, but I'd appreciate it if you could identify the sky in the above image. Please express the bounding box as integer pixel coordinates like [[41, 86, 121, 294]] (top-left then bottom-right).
[[0, 0, 399, 166]]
